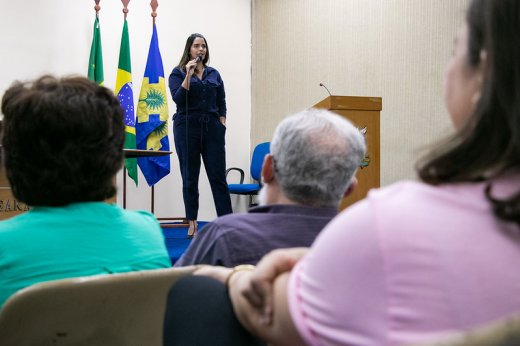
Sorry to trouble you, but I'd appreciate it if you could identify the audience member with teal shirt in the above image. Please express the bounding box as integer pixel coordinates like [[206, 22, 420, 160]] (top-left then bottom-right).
[[0, 75, 171, 308]]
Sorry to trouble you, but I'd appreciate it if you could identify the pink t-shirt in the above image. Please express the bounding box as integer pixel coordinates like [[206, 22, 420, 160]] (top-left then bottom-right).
[[288, 175, 520, 346]]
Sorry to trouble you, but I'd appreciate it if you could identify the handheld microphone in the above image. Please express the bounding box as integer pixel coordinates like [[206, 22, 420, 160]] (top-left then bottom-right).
[[319, 82, 332, 97], [189, 56, 202, 73]]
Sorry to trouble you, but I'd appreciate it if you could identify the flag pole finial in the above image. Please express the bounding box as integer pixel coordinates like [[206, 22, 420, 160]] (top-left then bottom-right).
[[94, 0, 101, 17], [151, 0, 158, 24], [121, 0, 130, 20]]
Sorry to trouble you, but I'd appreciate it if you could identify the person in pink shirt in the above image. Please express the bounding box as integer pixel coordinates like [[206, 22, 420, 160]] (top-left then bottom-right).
[[164, 0, 520, 344]]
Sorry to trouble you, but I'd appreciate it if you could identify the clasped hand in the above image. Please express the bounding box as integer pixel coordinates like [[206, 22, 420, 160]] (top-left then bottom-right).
[[185, 58, 198, 75], [194, 247, 309, 325]]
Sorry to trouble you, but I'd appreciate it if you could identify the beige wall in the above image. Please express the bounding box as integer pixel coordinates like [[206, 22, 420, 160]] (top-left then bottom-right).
[[252, 0, 469, 185]]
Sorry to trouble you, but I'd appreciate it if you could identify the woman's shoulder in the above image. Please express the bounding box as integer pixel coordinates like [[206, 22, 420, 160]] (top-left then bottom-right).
[[343, 179, 497, 233], [333, 179, 491, 230], [367, 179, 485, 205], [366, 180, 441, 203], [120, 208, 158, 224], [205, 66, 221, 76], [170, 66, 184, 76], [95, 203, 159, 227]]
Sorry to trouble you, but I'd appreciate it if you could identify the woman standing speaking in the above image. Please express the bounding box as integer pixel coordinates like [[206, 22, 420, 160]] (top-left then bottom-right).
[[169, 33, 232, 238]]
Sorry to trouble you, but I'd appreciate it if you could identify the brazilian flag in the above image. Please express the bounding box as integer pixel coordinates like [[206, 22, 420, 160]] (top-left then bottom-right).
[[115, 20, 138, 186], [136, 23, 170, 186], [88, 16, 103, 85]]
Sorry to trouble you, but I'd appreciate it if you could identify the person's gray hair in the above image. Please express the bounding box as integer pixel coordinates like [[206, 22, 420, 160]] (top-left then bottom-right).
[[270, 108, 366, 208]]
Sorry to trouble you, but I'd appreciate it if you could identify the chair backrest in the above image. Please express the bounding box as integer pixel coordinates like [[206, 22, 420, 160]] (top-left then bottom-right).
[[410, 312, 520, 346], [0, 266, 198, 346], [250, 142, 270, 181]]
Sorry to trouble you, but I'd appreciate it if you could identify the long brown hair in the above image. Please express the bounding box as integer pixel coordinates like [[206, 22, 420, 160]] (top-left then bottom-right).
[[176, 33, 210, 71], [417, 0, 520, 226]]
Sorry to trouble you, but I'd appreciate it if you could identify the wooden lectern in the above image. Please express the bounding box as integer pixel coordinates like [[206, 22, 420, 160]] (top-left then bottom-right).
[[313, 95, 382, 210], [0, 167, 29, 221], [0, 138, 29, 221]]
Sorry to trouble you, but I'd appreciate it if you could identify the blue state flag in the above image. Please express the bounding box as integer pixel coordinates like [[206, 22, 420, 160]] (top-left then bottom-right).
[[136, 23, 170, 186]]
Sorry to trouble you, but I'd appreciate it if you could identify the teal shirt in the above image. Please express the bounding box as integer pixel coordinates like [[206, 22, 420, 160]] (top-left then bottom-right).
[[0, 202, 171, 308]]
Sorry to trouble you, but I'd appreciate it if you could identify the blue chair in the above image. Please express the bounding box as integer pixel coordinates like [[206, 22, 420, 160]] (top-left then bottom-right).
[[226, 142, 270, 207]]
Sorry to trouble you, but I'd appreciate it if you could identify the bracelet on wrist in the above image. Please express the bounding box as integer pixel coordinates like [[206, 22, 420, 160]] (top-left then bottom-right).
[[225, 264, 256, 288]]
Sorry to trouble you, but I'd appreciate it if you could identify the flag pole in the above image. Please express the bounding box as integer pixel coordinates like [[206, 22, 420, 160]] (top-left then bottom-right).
[[88, 0, 104, 85], [121, 0, 129, 19], [122, 0, 129, 209], [94, 0, 100, 18], [151, 0, 158, 25], [149, 0, 158, 215], [123, 167, 127, 209], [151, 185, 155, 214]]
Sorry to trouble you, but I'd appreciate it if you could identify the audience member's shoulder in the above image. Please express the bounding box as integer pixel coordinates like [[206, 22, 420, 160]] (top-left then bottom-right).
[[0, 209, 44, 234], [118, 206, 160, 226], [368, 180, 438, 201], [200, 212, 253, 238], [366, 179, 483, 202], [363, 179, 494, 217], [211, 211, 247, 225], [126, 209, 157, 219], [350, 180, 449, 219], [0, 214, 22, 233]]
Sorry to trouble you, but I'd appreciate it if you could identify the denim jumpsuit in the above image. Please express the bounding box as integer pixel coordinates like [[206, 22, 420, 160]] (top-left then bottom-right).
[[168, 66, 232, 220]]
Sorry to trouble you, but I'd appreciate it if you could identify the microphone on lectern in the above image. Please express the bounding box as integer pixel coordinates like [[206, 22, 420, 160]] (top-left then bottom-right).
[[319, 83, 332, 97]]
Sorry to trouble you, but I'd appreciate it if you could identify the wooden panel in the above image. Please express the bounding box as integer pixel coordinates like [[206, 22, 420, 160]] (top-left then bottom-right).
[[314, 96, 381, 210], [336, 110, 380, 209], [0, 168, 30, 220]]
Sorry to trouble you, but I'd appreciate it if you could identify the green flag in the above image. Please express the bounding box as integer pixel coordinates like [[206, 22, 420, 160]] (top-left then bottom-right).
[[116, 20, 138, 185], [88, 17, 104, 85]]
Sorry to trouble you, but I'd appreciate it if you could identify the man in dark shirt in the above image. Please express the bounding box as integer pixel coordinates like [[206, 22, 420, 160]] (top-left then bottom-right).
[[174, 108, 366, 267]]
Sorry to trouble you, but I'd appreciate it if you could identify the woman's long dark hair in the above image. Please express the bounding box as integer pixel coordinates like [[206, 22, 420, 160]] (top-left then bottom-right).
[[417, 0, 520, 226], [176, 33, 210, 71]]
